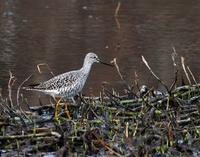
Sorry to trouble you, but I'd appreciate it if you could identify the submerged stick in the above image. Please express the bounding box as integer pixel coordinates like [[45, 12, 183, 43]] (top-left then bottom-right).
[[114, 1, 121, 29], [37, 63, 54, 76], [114, 1, 121, 17], [115, 16, 121, 30]]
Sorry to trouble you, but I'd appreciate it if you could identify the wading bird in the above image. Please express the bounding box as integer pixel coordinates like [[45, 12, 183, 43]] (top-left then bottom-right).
[[24, 53, 113, 119]]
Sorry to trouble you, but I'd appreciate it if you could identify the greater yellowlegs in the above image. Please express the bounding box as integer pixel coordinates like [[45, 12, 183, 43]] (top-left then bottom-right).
[[24, 52, 112, 118]]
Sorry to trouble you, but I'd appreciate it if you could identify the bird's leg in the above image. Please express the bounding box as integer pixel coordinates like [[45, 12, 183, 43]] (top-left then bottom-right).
[[64, 102, 71, 119], [71, 97, 76, 104], [54, 97, 62, 120]]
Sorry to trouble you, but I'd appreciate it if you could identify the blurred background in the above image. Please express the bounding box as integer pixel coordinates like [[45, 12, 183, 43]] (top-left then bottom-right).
[[0, 0, 200, 106]]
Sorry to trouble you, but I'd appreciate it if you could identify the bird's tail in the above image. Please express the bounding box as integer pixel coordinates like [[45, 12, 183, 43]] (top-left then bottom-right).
[[23, 83, 41, 91], [22, 86, 35, 91]]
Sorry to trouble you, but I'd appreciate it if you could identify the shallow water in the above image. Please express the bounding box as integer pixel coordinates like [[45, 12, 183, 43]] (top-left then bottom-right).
[[1, 0, 200, 105]]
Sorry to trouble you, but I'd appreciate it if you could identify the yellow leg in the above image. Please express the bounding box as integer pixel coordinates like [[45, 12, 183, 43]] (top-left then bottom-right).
[[54, 97, 62, 120], [64, 102, 71, 119]]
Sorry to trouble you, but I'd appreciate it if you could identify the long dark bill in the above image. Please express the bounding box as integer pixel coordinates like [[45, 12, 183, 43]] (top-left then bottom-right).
[[99, 60, 114, 67]]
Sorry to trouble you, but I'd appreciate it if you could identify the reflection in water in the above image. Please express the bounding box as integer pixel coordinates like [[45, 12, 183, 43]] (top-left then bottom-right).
[[0, 0, 16, 84], [0, 0, 200, 106]]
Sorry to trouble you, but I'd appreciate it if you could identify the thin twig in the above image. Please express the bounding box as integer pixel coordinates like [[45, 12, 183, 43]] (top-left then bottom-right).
[[114, 1, 121, 17], [8, 71, 16, 108], [181, 57, 191, 85], [17, 74, 33, 110], [111, 58, 131, 90], [169, 47, 179, 91], [141, 56, 169, 92], [187, 66, 198, 85], [16, 74, 34, 124], [169, 70, 178, 92], [171, 46, 178, 67], [111, 58, 123, 80]]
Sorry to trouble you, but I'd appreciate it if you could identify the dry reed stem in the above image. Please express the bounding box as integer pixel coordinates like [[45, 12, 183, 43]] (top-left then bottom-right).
[[169, 47, 178, 91], [17, 74, 32, 110], [187, 66, 198, 85], [171, 46, 178, 67], [169, 70, 178, 92], [8, 71, 16, 108], [111, 58, 131, 90], [181, 57, 191, 85], [111, 58, 124, 80], [141, 56, 169, 92]]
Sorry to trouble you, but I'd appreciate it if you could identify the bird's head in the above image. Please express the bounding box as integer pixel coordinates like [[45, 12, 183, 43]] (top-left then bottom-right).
[[85, 52, 113, 66], [85, 52, 100, 64]]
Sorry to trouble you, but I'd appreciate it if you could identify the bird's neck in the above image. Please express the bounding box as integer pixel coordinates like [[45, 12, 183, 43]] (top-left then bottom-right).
[[81, 61, 93, 75]]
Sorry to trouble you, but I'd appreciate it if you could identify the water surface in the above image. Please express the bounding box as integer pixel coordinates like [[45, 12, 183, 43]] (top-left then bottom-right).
[[1, 0, 200, 105]]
